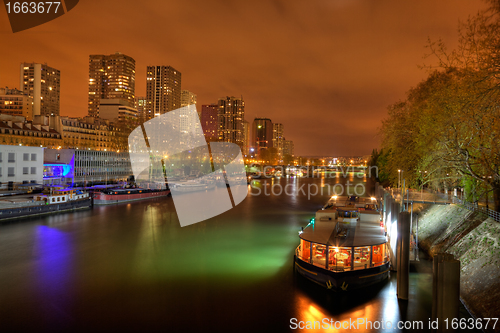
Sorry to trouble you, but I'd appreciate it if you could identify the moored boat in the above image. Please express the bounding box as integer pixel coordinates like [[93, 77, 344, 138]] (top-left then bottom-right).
[[93, 188, 170, 205], [171, 181, 216, 193], [0, 187, 91, 221], [294, 197, 390, 291]]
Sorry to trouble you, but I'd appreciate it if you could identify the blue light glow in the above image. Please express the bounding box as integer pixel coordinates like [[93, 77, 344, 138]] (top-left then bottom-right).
[[44, 164, 71, 177]]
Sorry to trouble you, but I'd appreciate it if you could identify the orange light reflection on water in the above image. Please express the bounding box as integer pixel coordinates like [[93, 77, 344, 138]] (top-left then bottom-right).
[[294, 293, 381, 332]]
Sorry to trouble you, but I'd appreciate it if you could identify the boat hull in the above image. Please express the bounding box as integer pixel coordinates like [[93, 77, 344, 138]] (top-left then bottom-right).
[[294, 256, 390, 291], [0, 197, 92, 222], [93, 190, 170, 205]]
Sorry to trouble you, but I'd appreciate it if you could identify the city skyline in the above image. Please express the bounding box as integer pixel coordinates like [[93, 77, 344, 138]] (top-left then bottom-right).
[[0, 0, 488, 156]]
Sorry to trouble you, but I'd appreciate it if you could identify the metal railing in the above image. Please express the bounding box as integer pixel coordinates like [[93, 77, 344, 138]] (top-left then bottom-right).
[[390, 188, 454, 205], [453, 197, 500, 223], [0, 201, 46, 210], [393, 187, 499, 222]]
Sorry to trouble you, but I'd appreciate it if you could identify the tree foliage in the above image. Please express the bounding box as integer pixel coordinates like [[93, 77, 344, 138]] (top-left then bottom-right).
[[380, 1, 500, 210]]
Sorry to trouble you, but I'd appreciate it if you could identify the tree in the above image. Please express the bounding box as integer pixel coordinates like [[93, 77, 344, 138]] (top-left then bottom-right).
[[259, 149, 270, 163], [268, 147, 278, 165], [283, 154, 294, 165], [380, 1, 500, 210], [368, 148, 390, 185], [422, 3, 500, 210]]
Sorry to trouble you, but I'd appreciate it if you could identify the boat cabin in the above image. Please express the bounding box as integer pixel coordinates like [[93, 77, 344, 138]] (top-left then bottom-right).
[[34, 188, 88, 204], [323, 195, 379, 211], [297, 212, 389, 272]]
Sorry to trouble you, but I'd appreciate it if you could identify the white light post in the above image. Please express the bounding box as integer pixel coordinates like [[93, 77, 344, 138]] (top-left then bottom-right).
[[398, 169, 401, 194]]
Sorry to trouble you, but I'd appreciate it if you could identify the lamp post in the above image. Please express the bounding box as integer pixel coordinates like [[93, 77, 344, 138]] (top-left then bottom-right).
[[398, 169, 401, 194], [400, 170, 406, 202]]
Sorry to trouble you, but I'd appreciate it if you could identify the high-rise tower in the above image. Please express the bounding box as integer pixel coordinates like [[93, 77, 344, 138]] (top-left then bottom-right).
[[88, 52, 135, 118], [146, 66, 181, 117], [20, 63, 60, 117], [217, 96, 245, 147], [252, 118, 273, 153]]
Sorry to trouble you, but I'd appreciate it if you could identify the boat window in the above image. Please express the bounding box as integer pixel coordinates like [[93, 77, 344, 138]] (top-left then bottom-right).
[[372, 244, 387, 266], [311, 243, 326, 268], [353, 246, 371, 270], [298, 239, 310, 262], [329, 247, 352, 271], [339, 210, 358, 218]]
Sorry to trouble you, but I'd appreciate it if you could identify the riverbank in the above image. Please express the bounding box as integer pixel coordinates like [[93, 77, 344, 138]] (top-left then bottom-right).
[[415, 203, 500, 331]]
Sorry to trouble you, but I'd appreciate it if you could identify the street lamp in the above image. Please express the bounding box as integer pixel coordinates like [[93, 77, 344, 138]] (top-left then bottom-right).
[[398, 169, 401, 192]]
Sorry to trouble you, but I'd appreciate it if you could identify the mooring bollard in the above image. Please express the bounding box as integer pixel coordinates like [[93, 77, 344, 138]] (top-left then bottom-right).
[[397, 212, 411, 300], [438, 259, 460, 332], [433, 253, 452, 320], [432, 252, 459, 332]]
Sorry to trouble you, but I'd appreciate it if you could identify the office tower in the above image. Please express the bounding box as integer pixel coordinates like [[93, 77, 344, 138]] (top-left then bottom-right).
[[284, 139, 294, 156], [252, 118, 273, 153], [0, 87, 33, 120], [20, 63, 60, 117], [272, 123, 284, 157], [135, 96, 148, 122], [242, 120, 250, 155], [179, 90, 198, 134], [181, 90, 197, 107], [200, 104, 218, 142], [88, 52, 136, 118], [218, 96, 245, 147], [146, 66, 181, 117]]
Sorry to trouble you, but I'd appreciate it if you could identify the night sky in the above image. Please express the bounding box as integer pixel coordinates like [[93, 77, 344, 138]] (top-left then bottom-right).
[[0, 0, 488, 156]]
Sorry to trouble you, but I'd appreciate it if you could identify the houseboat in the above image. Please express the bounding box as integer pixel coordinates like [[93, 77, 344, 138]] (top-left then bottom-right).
[[93, 187, 170, 205], [294, 197, 390, 291], [171, 181, 216, 193], [0, 187, 91, 221]]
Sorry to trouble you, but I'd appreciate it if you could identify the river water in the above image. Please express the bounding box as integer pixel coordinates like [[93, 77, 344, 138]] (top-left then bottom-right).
[[0, 174, 476, 332]]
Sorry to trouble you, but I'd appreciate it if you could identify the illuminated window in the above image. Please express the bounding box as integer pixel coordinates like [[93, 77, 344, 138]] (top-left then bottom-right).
[[312, 243, 326, 268], [329, 247, 352, 271], [353, 246, 371, 270], [298, 239, 310, 262], [372, 244, 388, 266]]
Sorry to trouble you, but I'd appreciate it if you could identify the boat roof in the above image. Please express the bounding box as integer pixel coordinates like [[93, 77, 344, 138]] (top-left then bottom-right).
[[300, 214, 386, 247], [109, 188, 148, 192], [53, 188, 76, 192], [324, 195, 377, 206], [336, 207, 359, 212]]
